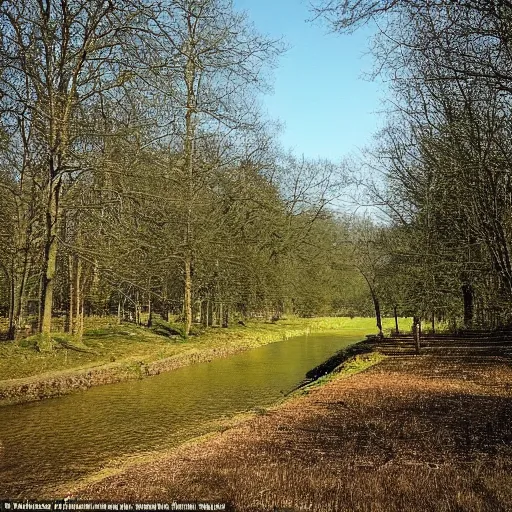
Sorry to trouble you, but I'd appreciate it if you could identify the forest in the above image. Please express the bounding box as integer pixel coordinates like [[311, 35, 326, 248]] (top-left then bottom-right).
[[1, 2, 512, 509], [315, 0, 512, 331], [2, 0, 512, 346]]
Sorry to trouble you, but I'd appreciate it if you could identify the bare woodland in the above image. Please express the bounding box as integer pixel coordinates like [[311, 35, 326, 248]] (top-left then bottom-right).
[[0, 0, 359, 346], [315, 0, 512, 330]]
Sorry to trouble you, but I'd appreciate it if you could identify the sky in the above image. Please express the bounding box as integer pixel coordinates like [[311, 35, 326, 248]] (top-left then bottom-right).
[[233, 0, 386, 162]]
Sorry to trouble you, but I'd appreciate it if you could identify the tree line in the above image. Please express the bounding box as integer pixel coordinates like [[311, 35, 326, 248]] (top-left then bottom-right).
[[314, 0, 512, 329], [7, 0, 503, 343], [0, 0, 384, 345]]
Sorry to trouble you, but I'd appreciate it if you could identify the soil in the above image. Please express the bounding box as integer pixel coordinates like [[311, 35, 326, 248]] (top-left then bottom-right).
[[73, 352, 512, 511]]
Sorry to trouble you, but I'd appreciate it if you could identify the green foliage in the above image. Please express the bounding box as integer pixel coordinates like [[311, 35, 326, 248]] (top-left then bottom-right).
[[338, 352, 384, 376], [35, 333, 55, 353]]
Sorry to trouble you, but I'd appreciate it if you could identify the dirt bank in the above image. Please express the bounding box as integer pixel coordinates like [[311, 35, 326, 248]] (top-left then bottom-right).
[[74, 353, 512, 511], [0, 344, 231, 406]]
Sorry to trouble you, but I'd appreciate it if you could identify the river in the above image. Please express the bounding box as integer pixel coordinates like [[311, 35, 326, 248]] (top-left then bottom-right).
[[0, 330, 364, 498]]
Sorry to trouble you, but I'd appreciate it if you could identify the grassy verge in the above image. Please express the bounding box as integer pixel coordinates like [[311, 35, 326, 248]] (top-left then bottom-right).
[[0, 316, 402, 406], [298, 351, 385, 393]]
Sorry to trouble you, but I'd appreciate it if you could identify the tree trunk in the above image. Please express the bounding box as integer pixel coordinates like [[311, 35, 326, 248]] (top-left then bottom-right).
[[147, 293, 153, 328], [361, 273, 382, 336], [11, 244, 30, 339], [372, 295, 383, 336], [134, 291, 139, 325], [14, 269, 28, 337], [40, 234, 58, 335], [78, 297, 84, 338], [7, 270, 15, 340], [184, 257, 193, 336], [201, 299, 209, 328], [413, 316, 421, 354], [181, 29, 198, 338], [431, 312, 435, 334], [208, 300, 213, 327], [393, 305, 399, 335], [40, 176, 62, 339], [75, 256, 83, 338], [9, 180, 33, 339], [211, 303, 217, 327], [67, 254, 75, 334], [117, 301, 122, 325], [462, 283, 473, 328], [222, 304, 229, 328]]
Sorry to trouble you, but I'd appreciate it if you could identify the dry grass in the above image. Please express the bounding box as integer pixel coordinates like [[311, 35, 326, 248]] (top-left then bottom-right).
[[75, 354, 512, 512]]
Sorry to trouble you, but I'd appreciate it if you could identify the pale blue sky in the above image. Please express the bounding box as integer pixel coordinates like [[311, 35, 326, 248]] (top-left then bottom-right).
[[233, 0, 386, 162]]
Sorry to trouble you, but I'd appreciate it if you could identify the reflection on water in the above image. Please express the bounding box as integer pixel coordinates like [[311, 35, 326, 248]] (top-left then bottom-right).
[[0, 331, 362, 497]]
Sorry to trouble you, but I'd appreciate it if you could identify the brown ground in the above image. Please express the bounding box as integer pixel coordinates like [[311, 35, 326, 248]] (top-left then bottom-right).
[[76, 354, 512, 512]]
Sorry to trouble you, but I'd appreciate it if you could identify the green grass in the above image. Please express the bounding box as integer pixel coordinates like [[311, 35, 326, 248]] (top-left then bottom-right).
[[304, 316, 410, 335], [0, 322, 180, 380], [339, 351, 385, 375], [0, 315, 404, 382], [298, 351, 385, 394]]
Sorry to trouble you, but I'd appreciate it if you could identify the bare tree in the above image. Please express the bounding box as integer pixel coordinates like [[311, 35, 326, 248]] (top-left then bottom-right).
[[0, 0, 155, 344], [152, 0, 283, 335]]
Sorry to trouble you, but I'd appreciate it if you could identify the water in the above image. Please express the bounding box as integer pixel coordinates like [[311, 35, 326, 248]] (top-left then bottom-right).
[[0, 331, 362, 497]]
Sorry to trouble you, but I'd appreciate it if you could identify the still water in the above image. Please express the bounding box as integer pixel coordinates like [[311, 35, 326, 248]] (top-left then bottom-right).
[[0, 331, 363, 497]]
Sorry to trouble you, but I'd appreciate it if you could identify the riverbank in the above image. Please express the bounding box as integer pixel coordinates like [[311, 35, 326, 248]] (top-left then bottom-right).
[[74, 351, 512, 511], [0, 316, 392, 406]]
